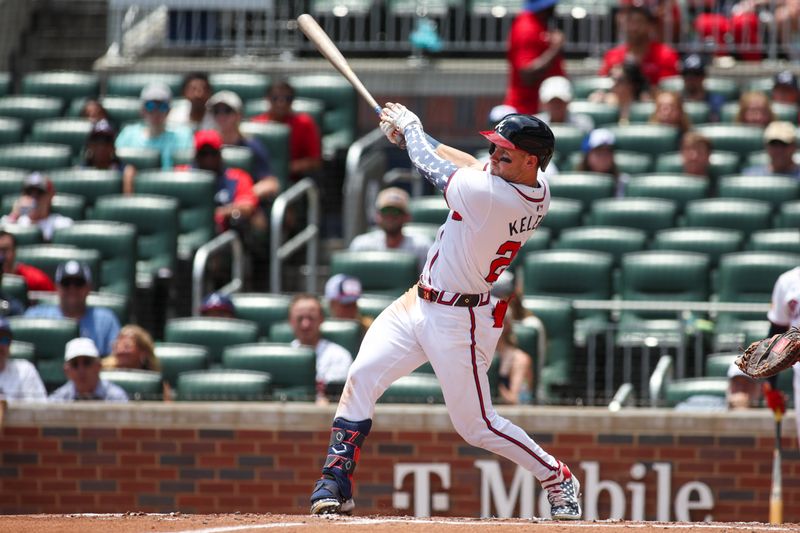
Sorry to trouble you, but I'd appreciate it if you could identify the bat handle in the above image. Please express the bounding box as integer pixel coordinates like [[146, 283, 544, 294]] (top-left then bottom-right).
[[373, 105, 381, 115]]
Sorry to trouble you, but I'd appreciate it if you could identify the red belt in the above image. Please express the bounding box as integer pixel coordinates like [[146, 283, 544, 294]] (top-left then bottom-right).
[[417, 284, 490, 307]]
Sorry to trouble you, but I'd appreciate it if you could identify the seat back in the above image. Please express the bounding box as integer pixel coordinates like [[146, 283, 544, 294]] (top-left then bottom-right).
[[665, 377, 729, 407], [330, 250, 418, 296], [549, 124, 584, 167], [230, 292, 292, 339], [22, 71, 99, 100], [609, 124, 680, 156], [621, 252, 710, 314], [16, 244, 101, 287], [0, 96, 63, 131], [539, 197, 582, 238], [408, 196, 449, 225], [775, 200, 800, 228], [654, 150, 740, 179], [154, 342, 209, 388], [106, 73, 183, 97], [0, 117, 23, 145], [378, 374, 444, 404], [548, 172, 615, 210], [683, 198, 771, 234], [553, 226, 647, 266], [289, 74, 357, 155], [116, 147, 161, 170], [748, 229, 800, 254], [2, 274, 28, 306], [693, 124, 764, 160], [3, 224, 43, 246], [239, 121, 290, 187], [100, 369, 162, 400], [588, 198, 677, 236], [0, 143, 72, 171], [164, 317, 259, 366], [717, 175, 800, 210], [2, 193, 85, 220], [523, 249, 613, 300], [357, 293, 396, 319], [222, 343, 315, 395], [29, 118, 93, 156], [176, 369, 271, 401], [625, 174, 709, 213], [268, 319, 361, 356], [718, 252, 800, 304], [209, 72, 270, 101], [48, 169, 122, 207], [567, 100, 619, 126], [0, 168, 27, 198], [8, 317, 78, 361], [520, 296, 575, 399], [652, 227, 743, 267]]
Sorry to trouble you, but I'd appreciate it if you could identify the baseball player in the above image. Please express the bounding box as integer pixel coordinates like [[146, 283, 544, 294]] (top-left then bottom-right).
[[309, 105, 582, 520]]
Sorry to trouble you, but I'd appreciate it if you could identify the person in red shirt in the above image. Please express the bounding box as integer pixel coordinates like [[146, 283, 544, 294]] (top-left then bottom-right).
[[251, 80, 322, 183], [0, 230, 55, 292], [599, 4, 678, 88], [500, 0, 565, 116]]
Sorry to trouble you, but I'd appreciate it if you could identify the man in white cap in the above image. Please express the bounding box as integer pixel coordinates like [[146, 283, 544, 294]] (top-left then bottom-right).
[[325, 274, 372, 334], [349, 187, 432, 271], [115, 82, 194, 169], [536, 76, 594, 133], [49, 337, 128, 402], [743, 121, 800, 179]]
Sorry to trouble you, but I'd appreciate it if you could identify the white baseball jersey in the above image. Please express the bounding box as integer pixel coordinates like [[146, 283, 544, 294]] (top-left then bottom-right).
[[421, 164, 550, 294]]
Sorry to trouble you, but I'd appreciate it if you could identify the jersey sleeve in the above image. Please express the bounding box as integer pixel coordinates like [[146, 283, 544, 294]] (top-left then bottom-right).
[[767, 273, 792, 326], [442, 167, 493, 230]]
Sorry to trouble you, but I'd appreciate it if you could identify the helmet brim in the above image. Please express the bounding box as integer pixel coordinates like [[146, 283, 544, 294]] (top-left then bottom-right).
[[480, 130, 517, 150]]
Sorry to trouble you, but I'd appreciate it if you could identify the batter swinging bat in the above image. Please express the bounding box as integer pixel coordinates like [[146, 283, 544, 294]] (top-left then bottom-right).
[[297, 13, 382, 115]]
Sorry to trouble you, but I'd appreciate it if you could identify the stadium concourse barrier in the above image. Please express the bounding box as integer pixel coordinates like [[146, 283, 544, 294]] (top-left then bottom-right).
[[1, 402, 797, 520]]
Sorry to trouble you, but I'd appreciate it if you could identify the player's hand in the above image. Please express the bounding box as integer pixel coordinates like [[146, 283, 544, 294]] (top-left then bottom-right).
[[762, 382, 787, 415], [381, 102, 421, 132], [380, 119, 407, 149]]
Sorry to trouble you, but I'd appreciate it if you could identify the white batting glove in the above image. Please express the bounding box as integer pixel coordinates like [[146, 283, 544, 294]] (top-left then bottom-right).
[[380, 119, 406, 149], [380, 102, 421, 133]]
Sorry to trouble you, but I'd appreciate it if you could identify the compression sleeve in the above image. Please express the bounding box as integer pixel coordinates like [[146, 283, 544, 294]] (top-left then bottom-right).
[[404, 123, 458, 192]]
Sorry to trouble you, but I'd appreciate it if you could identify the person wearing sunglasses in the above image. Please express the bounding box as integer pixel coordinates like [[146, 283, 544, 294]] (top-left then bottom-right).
[[0, 317, 46, 401], [49, 337, 127, 402], [743, 121, 800, 179], [25, 261, 120, 356], [115, 82, 193, 170], [0, 172, 73, 242], [348, 187, 432, 271]]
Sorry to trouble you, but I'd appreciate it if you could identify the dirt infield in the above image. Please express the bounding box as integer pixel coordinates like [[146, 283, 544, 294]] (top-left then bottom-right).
[[1, 514, 798, 533]]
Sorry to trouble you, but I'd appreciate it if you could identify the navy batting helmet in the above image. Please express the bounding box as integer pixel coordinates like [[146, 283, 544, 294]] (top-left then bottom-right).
[[480, 114, 555, 171]]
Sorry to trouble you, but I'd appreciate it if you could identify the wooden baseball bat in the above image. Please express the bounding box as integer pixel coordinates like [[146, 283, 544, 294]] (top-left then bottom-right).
[[769, 411, 783, 524], [296, 13, 382, 115]]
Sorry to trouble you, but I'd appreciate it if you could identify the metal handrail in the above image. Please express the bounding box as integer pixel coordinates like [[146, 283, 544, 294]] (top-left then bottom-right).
[[270, 177, 319, 293], [191, 230, 243, 316], [608, 383, 634, 412], [649, 355, 675, 408], [343, 127, 388, 245]]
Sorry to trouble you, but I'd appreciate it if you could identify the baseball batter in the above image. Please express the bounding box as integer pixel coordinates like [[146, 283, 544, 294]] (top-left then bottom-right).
[[309, 105, 582, 520]]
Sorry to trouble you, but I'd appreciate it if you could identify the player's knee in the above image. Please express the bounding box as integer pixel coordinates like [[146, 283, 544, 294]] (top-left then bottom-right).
[[452, 419, 491, 448]]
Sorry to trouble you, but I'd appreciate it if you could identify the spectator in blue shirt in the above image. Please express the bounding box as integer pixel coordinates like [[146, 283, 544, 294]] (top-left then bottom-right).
[[25, 260, 120, 356], [49, 337, 127, 402], [743, 121, 800, 179]]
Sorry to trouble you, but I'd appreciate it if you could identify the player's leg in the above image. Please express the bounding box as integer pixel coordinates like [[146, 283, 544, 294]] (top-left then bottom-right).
[[420, 303, 581, 519], [310, 287, 427, 515]]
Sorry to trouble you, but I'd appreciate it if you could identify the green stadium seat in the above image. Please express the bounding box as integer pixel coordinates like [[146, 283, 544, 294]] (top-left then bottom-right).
[[29, 118, 93, 156], [98, 96, 142, 127], [658, 76, 739, 101], [0, 168, 27, 197], [511, 226, 551, 273], [748, 229, 800, 254], [720, 102, 799, 123], [22, 71, 99, 100], [10, 340, 35, 362], [572, 77, 614, 100], [742, 77, 774, 94], [652, 227, 743, 267], [32, 290, 128, 324], [268, 319, 361, 356], [523, 249, 613, 301], [16, 244, 101, 286], [717, 175, 799, 210], [115, 147, 161, 170], [774, 200, 800, 228], [625, 174, 709, 212], [408, 196, 449, 225], [3, 224, 43, 246], [48, 169, 122, 207], [2, 274, 28, 306], [92, 194, 178, 286], [243, 97, 326, 131], [567, 100, 619, 126], [0, 143, 71, 171], [106, 73, 184, 98], [0, 117, 23, 145], [222, 343, 316, 400], [240, 122, 290, 188], [209, 72, 270, 101], [692, 124, 764, 158], [588, 197, 676, 236], [683, 198, 771, 234], [357, 293, 396, 319], [177, 369, 271, 401], [330, 250, 418, 297], [608, 124, 680, 156], [0, 73, 10, 97], [289, 74, 357, 156], [229, 292, 291, 340], [548, 172, 615, 210], [654, 150, 740, 179], [553, 226, 647, 266], [153, 342, 209, 389], [378, 374, 444, 404], [627, 102, 655, 123], [0, 96, 64, 131], [403, 222, 440, 242], [1, 193, 85, 220], [538, 197, 582, 238], [550, 124, 585, 166], [52, 221, 137, 299], [100, 369, 162, 400], [133, 170, 215, 260], [705, 352, 737, 377], [221, 145, 254, 175], [628, 100, 710, 124], [164, 317, 259, 366], [664, 377, 729, 407], [614, 150, 653, 174], [14, 317, 78, 391], [521, 296, 575, 400]]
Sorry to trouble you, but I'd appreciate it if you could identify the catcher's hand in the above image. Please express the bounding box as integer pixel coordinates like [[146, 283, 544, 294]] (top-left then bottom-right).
[[735, 327, 800, 379]]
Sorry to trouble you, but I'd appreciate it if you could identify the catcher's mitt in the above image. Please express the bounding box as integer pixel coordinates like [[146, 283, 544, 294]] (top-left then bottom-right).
[[735, 327, 800, 379]]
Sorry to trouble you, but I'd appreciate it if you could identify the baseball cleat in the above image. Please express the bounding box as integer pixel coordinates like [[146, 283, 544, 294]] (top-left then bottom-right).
[[541, 461, 582, 520], [309, 477, 355, 515]]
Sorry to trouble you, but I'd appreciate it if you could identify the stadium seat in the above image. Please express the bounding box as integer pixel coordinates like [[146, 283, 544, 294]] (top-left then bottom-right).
[[553, 226, 647, 267], [403, 222, 439, 242], [683, 198, 771, 235], [664, 377, 729, 407], [357, 293, 396, 319], [153, 342, 209, 389], [209, 72, 270, 101], [52, 221, 137, 299], [748, 229, 800, 254], [289, 74, 358, 156], [408, 196, 449, 225], [221, 145, 254, 175], [547, 172, 615, 210], [3, 224, 43, 246], [567, 100, 619, 126], [692, 124, 764, 158], [628, 101, 709, 124], [521, 296, 575, 400], [106, 73, 184, 98], [97, 96, 142, 127], [10, 340, 35, 363], [115, 147, 161, 170], [22, 71, 99, 100], [32, 290, 129, 324], [16, 244, 101, 286], [28, 118, 93, 156], [92, 194, 179, 287], [511, 226, 551, 273], [625, 174, 709, 213], [654, 150, 740, 179], [588, 197, 676, 236], [48, 168, 122, 207], [0, 117, 23, 145], [774, 200, 800, 228], [177, 369, 271, 401], [705, 352, 738, 377], [0, 143, 72, 171], [658, 76, 740, 101], [1, 193, 85, 220], [330, 250, 418, 297], [717, 175, 799, 210], [550, 124, 584, 167], [613, 151, 653, 175], [164, 317, 259, 366], [9, 317, 78, 390], [572, 77, 613, 99], [2, 274, 28, 306], [243, 97, 326, 132], [0, 73, 10, 96], [627, 102, 655, 124], [100, 369, 162, 401], [268, 318, 362, 356], [720, 102, 798, 123], [239, 122, 290, 187], [378, 374, 444, 404], [742, 76, 774, 94], [229, 292, 292, 340], [608, 124, 680, 156], [222, 343, 316, 400], [0, 168, 27, 197], [538, 197, 582, 237], [0, 96, 63, 131], [652, 227, 743, 267], [523, 249, 613, 301], [133, 170, 215, 260]]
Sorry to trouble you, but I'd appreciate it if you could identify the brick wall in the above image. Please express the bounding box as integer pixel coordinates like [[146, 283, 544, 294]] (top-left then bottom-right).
[[0, 403, 797, 521]]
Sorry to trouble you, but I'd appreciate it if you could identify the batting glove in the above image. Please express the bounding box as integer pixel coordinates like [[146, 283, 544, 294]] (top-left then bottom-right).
[[380, 119, 406, 149], [381, 103, 421, 132], [762, 382, 786, 415]]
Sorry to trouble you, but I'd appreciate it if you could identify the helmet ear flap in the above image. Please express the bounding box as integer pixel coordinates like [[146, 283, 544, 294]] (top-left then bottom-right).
[[538, 151, 553, 172]]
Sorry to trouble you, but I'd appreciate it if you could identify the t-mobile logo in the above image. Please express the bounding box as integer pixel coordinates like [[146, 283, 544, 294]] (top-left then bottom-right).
[[392, 463, 450, 517]]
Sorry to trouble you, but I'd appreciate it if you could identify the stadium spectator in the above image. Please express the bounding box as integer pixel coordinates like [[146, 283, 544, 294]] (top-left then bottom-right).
[[590, 60, 650, 124], [208, 90, 280, 202], [494, 314, 534, 405], [577, 129, 629, 197], [288, 294, 353, 406], [693, 1, 761, 61], [771, 70, 800, 106], [251, 80, 322, 183], [115, 82, 193, 170], [324, 274, 372, 334], [198, 292, 236, 319], [735, 90, 774, 127], [536, 76, 594, 133], [49, 337, 128, 402], [25, 261, 120, 356], [678, 54, 724, 123], [743, 121, 800, 178], [103, 324, 171, 400], [726, 362, 761, 410], [0, 230, 54, 292], [679, 132, 713, 180], [598, 4, 678, 87], [499, 0, 565, 116], [79, 99, 110, 125], [649, 90, 690, 137], [0, 173, 73, 242], [83, 120, 123, 171], [0, 317, 46, 401], [168, 71, 215, 131], [349, 187, 433, 271]]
